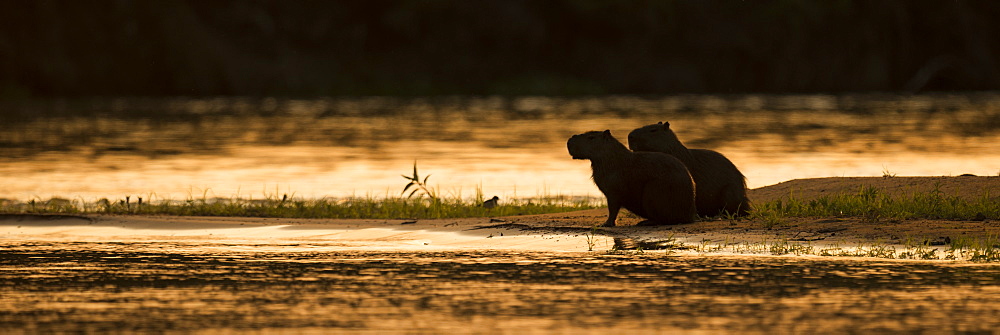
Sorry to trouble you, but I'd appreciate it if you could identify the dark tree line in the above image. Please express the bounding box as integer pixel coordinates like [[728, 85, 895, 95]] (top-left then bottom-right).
[[1, 0, 998, 97]]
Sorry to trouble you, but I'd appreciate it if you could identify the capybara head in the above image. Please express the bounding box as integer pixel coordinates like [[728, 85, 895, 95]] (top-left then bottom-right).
[[627, 121, 683, 152], [567, 130, 624, 160]]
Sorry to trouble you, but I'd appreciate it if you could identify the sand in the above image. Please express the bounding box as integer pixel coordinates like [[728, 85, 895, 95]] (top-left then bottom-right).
[[2, 176, 998, 257]]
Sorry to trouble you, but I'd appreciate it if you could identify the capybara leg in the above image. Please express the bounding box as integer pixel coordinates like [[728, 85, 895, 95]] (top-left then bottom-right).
[[602, 201, 621, 227]]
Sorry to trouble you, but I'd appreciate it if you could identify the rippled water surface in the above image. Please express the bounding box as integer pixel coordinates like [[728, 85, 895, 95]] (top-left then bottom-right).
[[1, 94, 999, 202], [2, 242, 1000, 333]]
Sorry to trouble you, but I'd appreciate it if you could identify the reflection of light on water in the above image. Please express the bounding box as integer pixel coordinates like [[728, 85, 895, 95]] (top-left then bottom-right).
[[2, 244, 1000, 333], [1, 95, 998, 201]]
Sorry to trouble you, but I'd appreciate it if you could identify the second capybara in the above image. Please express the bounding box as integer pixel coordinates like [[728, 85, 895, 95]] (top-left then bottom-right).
[[628, 122, 751, 217], [567, 130, 696, 226]]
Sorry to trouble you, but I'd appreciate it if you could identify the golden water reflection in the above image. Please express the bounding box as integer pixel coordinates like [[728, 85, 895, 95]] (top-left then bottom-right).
[[1, 94, 998, 201], [2, 243, 1000, 333]]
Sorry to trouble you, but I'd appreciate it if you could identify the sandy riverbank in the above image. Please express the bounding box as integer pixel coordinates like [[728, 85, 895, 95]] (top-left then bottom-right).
[[2, 176, 998, 257]]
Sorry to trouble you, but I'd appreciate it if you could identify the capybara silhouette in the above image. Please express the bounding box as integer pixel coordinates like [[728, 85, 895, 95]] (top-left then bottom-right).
[[567, 130, 696, 226], [628, 122, 750, 217]]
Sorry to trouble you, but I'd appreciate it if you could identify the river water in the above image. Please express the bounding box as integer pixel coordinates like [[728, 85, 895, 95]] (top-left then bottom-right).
[[2, 242, 1000, 333], [2, 94, 999, 202]]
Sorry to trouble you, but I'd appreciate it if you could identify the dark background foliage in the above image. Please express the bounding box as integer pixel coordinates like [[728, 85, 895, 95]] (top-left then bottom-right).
[[2, 0, 998, 97]]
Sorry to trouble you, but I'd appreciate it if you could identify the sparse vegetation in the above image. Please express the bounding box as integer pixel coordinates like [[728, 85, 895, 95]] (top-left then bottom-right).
[[749, 185, 999, 222], [0, 163, 598, 219], [673, 237, 1000, 262], [949, 234, 1000, 262], [0, 192, 598, 220]]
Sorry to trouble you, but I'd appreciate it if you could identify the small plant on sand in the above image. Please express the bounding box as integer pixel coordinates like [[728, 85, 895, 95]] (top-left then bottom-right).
[[696, 239, 728, 253], [748, 204, 785, 228], [881, 166, 896, 178], [768, 240, 814, 256], [720, 210, 741, 225], [584, 226, 599, 251], [858, 243, 897, 258], [401, 161, 438, 200], [818, 245, 846, 257], [949, 233, 1000, 262], [897, 246, 939, 260]]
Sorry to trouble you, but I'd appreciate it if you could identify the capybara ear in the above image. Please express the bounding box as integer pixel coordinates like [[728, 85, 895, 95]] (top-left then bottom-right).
[[662, 121, 671, 129], [603, 129, 611, 137]]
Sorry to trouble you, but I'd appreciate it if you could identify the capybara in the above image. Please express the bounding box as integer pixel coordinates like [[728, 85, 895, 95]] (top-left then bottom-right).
[[567, 130, 696, 226], [628, 121, 751, 217]]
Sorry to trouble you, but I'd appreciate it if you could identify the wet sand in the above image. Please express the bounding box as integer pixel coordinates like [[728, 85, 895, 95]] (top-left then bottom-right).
[[2, 176, 998, 258]]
